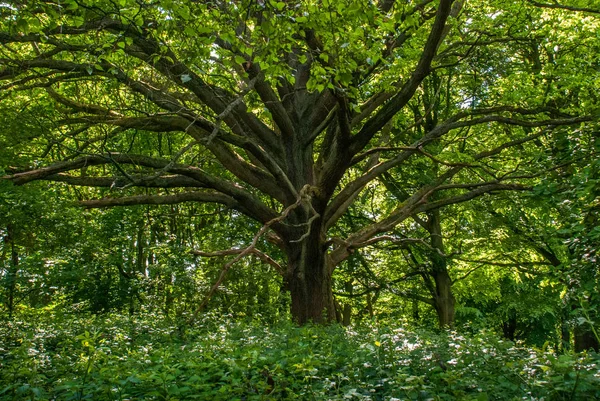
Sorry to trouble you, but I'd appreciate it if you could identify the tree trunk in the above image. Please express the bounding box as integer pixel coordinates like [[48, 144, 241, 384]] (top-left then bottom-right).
[[432, 269, 455, 328], [412, 298, 420, 322], [8, 242, 18, 318], [285, 228, 336, 325], [573, 300, 599, 352], [165, 279, 174, 316], [342, 303, 352, 326], [502, 311, 518, 341], [342, 281, 353, 326], [427, 211, 456, 328], [574, 324, 599, 352], [4, 225, 19, 319], [560, 307, 571, 352], [136, 220, 147, 277]]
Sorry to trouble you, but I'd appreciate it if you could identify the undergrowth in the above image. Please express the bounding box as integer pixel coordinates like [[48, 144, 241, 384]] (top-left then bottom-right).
[[0, 310, 598, 400]]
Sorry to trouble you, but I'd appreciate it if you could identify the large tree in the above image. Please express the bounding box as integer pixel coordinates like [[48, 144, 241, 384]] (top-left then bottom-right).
[[1, 0, 597, 324]]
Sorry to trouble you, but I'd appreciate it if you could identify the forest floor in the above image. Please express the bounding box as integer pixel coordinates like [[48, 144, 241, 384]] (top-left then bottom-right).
[[1, 310, 599, 400]]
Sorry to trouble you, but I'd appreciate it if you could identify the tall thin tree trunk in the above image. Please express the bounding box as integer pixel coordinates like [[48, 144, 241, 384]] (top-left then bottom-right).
[[366, 293, 374, 318], [560, 307, 571, 352], [502, 311, 518, 341], [136, 220, 146, 277], [427, 210, 456, 328], [8, 239, 18, 319], [4, 225, 19, 319], [342, 281, 353, 326], [573, 297, 599, 352], [574, 324, 599, 352], [432, 269, 455, 328], [412, 298, 420, 322]]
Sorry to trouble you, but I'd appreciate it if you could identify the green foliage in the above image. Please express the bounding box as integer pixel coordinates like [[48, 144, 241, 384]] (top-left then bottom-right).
[[0, 0, 599, 350], [1, 311, 599, 401]]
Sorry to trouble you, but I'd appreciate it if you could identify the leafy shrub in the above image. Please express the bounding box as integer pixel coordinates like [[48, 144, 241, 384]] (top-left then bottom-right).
[[1, 311, 598, 400]]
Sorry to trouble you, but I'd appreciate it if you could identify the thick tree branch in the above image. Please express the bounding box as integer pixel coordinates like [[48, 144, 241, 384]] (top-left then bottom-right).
[[121, 35, 283, 156], [79, 191, 236, 208], [359, 0, 438, 88], [329, 182, 529, 267], [246, 64, 296, 141], [325, 111, 591, 229], [3, 153, 282, 227], [1, 30, 292, 191], [48, 173, 205, 188], [349, 0, 455, 154]]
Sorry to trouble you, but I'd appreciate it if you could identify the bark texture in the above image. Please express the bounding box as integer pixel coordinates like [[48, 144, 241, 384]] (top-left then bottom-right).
[[285, 224, 336, 325]]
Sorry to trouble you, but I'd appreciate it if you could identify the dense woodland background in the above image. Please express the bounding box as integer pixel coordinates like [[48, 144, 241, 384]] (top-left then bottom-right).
[[0, 0, 599, 399]]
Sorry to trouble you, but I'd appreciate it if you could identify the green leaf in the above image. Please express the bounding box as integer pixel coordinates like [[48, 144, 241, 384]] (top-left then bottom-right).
[[15, 19, 29, 34]]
